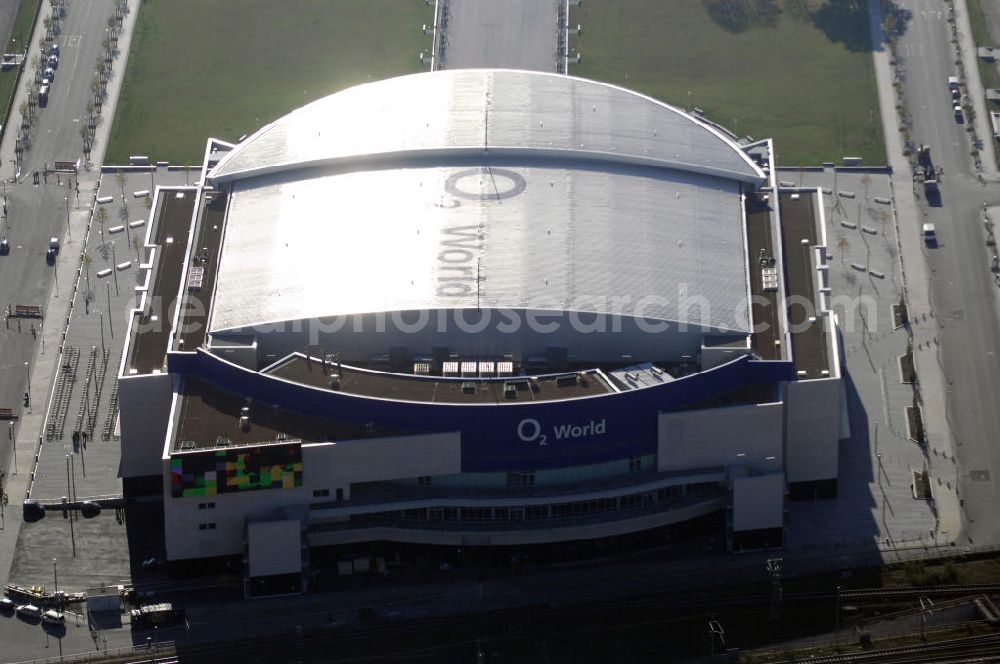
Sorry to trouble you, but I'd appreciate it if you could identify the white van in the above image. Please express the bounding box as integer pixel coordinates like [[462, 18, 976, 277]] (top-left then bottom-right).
[[41, 609, 65, 625]]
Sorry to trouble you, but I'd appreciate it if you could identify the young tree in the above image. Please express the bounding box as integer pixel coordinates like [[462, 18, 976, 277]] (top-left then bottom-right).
[[96, 205, 108, 246], [79, 125, 91, 159], [81, 252, 92, 292], [115, 170, 128, 215]]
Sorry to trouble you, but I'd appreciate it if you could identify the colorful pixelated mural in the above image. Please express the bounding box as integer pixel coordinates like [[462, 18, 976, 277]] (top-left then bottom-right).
[[171, 444, 303, 498]]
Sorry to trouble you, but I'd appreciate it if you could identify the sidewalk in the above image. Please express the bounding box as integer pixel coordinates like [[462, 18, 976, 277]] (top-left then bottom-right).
[[0, 0, 142, 588], [954, 0, 999, 177], [868, 0, 961, 540]]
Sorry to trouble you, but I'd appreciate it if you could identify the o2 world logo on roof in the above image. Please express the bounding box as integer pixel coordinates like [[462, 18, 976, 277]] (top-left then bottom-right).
[[516, 418, 607, 446]]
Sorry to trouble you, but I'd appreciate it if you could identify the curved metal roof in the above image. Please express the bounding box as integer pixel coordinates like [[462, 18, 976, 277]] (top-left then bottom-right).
[[209, 69, 764, 185], [206, 69, 760, 338]]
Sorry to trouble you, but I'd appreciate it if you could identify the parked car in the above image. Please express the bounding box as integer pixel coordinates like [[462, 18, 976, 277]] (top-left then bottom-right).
[[47, 54, 58, 69], [0, 238, 9, 255], [41, 609, 65, 625], [923, 223, 937, 246], [16, 604, 41, 619], [49, 44, 59, 57], [43, 67, 54, 82], [0, 597, 15, 612]]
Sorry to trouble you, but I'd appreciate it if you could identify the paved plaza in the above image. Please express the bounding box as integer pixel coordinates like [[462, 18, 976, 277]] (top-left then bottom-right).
[[5, 169, 194, 593], [782, 168, 961, 560]]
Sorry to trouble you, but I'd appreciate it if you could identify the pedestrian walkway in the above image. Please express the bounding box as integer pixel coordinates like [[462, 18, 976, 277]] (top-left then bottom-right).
[[0, 0, 143, 591], [954, 0, 998, 177], [867, 0, 961, 541], [436, 0, 561, 72]]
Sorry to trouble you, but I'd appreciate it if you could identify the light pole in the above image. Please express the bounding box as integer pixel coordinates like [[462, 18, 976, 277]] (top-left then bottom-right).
[[24, 361, 30, 414], [111, 241, 118, 294], [99, 311, 105, 353], [7, 421, 14, 476], [64, 195, 70, 241], [106, 282, 114, 337], [70, 453, 77, 505], [64, 455, 76, 557], [53, 558, 58, 592]]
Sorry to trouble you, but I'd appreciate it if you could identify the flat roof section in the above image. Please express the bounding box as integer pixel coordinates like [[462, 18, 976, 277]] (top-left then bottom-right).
[[778, 192, 830, 379], [745, 193, 782, 360], [267, 354, 614, 404], [173, 377, 410, 452], [176, 191, 227, 352], [128, 191, 197, 374]]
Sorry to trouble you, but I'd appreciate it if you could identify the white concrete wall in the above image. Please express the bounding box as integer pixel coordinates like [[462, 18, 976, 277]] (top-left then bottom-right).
[[119, 373, 173, 478], [306, 432, 462, 498], [700, 342, 750, 370], [657, 402, 783, 473], [247, 519, 302, 577], [784, 377, 841, 483], [163, 432, 461, 561], [210, 338, 257, 370], [732, 473, 784, 531]]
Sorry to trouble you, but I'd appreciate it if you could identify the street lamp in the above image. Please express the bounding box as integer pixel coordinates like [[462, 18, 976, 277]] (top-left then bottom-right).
[[64, 455, 76, 557], [64, 195, 70, 241], [111, 241, 118, 294], [23, 361, 30, 414], [53, 558, 58, 592]]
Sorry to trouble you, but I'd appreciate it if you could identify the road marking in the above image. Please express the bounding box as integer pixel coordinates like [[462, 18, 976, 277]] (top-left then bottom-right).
[[68, 35, 81, 47]]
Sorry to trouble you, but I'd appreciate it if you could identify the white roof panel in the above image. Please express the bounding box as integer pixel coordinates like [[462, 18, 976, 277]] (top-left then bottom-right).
[[209, 163, 751, 334], [210, 70, 763, 185]]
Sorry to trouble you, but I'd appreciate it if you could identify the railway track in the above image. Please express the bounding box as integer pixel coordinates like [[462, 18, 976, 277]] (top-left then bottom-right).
[[773, 632, 1000, 663], [839, 584, 1000, 600]]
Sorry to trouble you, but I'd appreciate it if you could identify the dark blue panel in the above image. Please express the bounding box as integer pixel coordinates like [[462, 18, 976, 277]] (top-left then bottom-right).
[[168, 350, 793, 472]]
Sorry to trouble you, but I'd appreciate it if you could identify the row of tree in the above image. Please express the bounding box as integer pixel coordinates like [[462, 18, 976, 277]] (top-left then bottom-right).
[[81, 1, 128, 161], [14, 1, 66, 163]]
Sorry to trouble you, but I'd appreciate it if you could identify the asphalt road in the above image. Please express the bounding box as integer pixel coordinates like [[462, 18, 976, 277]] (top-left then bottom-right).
[[894, 0, 1000, 545], [441, 0, 559, 71], [0, 0, 117, 480]]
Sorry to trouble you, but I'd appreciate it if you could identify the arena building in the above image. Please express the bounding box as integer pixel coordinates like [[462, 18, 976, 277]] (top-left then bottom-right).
[[116, 69, 844, 595]]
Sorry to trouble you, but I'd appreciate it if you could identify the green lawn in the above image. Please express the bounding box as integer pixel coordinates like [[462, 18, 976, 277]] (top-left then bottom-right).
[[965, 0, 1000, 91], [105, 0, 433, 165], [571, 0, 886, 166], [0, 0, 41, 126]]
